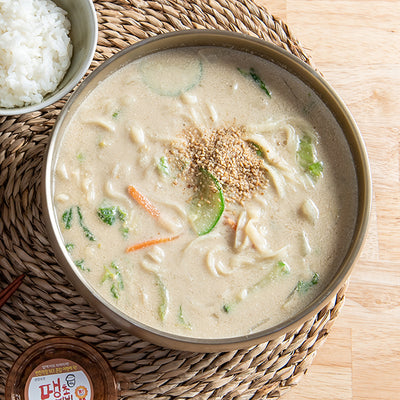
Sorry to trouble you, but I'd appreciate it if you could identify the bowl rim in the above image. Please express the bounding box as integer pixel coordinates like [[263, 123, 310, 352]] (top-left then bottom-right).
[[0, 0, 98, 116], [42, 29, 372, 352]]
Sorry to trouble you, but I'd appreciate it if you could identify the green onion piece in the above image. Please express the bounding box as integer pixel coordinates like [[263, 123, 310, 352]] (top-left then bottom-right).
[[295, 272, 320, 294], [251, 260, 291, 292], [156, 275, 169, 321], [248, 141, 264, 158], [223, 260, 291, 313], [65, 243, 74, 253], [237, 67, 271, 98], [249, 67, 272, 98], [117, 207, 127, 222], [158, 156, 170, 176], [77, 152, 85, 162], [222, 304, 232, 313], [74, 259, 90, 272], [62, 207, 73, 230], [120, 226, 129, 239], [275, 260, 291, 275], [76, 206, 95, 241], [308, 161, 324, 178], [297, 135, 323, 179], [237, 67, 249, 77], [298, 136, 314, 167], [101, 262, 124, 299], [110, 284, 120, 299], [283, 272, 320, 308], [178, 305, 192, 329], [112, 111, 120, 119]]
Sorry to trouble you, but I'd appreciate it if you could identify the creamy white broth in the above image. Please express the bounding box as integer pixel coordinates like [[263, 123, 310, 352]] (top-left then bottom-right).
[[53, 47, 357, 338]]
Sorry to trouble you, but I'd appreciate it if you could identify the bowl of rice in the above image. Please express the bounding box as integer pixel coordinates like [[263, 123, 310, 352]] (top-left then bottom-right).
[[0, 0, 98, 116]]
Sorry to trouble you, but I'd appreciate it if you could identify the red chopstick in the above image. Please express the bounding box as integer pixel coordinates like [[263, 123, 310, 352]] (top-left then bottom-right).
[[0, 274, 25, 309]]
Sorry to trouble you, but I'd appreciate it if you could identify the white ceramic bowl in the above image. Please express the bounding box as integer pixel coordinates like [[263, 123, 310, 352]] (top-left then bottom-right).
[[0, 0, 98, 116]]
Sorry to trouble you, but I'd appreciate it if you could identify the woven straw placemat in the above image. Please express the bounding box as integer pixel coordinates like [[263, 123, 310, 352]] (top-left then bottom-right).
[[0, 1, 345, 398]]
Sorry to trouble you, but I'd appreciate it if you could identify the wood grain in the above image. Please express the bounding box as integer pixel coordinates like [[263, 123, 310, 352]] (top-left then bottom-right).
[[254, 1, 400, 399]]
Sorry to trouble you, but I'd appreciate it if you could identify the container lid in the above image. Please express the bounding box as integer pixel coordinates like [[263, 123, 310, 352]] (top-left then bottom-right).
[[5, 337, 119, 400]]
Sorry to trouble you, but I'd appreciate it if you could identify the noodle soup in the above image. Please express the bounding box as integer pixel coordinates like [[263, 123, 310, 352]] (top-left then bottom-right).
[[52, 46, 357, 339]]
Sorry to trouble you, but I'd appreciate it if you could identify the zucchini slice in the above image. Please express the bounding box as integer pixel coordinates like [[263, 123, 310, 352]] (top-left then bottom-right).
[[189, 168, 225, 236], [140, 50, 202, 97]]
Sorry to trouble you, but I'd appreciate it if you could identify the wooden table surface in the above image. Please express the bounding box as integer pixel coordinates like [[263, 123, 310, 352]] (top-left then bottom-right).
[[253, 1, 400, 399]]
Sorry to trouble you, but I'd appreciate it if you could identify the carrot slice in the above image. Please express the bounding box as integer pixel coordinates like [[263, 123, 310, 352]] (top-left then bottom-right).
[[128, 185, 160, 218], [126, 235, 179, 253]]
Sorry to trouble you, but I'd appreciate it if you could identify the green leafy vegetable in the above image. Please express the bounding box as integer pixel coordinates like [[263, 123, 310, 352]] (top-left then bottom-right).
[[308, 161, 324, 178], [62, 206, 96, 241], [177, 305, 192, 329], [223, 260, 291, 313], [238, 67, 271, 98], [97, 206, 118, 226], [283, 272, 320, 309], [77, 152, 85, 162], [117, 207, 127, 222], [223, 304, 233, 313], [298, 136, 314, 166], [65, 243, 74, 253], [112, 111, 120, 119], [156, 275, 169, 321], [295, 272, 320, 293], [101, 262, 124, 299], [76, 206, 96, 241], [74, 259, 90, 272], [120, 226, 130, 239], [297, 135, 324, 179], [97, 204, 129, 238], [189, 168, 225, 236], [250, 260, 291, 292], [62, 208, 73, 230], [97, 205, 126, 225], [248, 141, 264, 158], [157, 156, 170, 176]]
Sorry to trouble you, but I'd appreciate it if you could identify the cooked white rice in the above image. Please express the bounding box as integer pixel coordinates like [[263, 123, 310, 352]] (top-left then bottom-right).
[[0, 0, 73, 108]]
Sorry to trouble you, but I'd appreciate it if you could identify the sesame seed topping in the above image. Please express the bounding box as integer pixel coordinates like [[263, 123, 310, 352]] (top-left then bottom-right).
[[169, 126, 268, 203]]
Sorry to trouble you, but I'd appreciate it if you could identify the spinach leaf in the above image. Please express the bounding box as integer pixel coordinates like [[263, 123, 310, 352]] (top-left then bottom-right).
[[77, 206, 96, 241], [62, 207, 73, 230], [98, 206, 118, 226], [97, 204, 129, 238]]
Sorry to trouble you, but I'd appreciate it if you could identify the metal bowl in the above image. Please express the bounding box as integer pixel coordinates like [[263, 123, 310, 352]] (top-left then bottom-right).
[[0, 0, 97, 116], [42, 30, 371, 352]]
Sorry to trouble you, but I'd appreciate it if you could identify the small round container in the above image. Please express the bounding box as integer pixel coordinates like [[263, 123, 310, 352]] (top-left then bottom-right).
[[0, 0, 98, 116], [5, 337, 119, 400]]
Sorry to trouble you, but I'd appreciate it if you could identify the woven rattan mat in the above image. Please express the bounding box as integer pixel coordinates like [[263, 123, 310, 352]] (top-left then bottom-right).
[[0, 1, 345, 398]]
